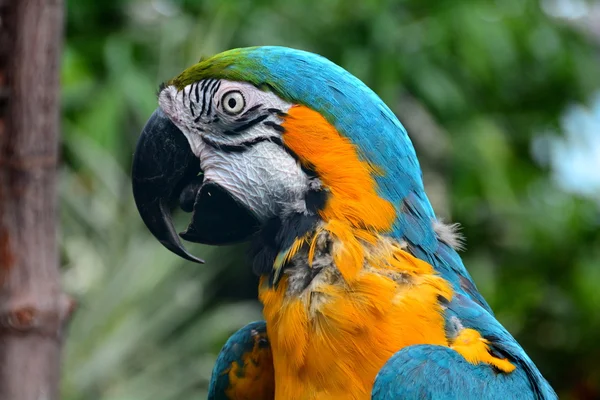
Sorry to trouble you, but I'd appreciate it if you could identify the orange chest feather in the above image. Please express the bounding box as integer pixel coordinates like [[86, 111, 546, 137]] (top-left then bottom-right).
[[259, 236, 453, 400]]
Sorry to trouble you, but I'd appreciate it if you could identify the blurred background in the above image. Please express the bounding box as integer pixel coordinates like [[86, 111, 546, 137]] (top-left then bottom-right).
[[60, 0, 600, 399]]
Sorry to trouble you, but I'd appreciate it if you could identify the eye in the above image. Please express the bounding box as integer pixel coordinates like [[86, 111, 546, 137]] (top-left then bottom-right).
[[221, 90, 246, 115]]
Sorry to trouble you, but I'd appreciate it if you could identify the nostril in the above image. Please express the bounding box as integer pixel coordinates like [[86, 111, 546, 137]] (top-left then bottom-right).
[[179, 174, 203, 213]]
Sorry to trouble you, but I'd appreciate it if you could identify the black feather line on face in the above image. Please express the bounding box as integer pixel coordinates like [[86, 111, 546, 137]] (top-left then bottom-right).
[[205, 79, 219, 117], [222, 114, 270, 136], [194, 81, 200, 103], [201, 135, 283, 153], [267, 108, 287, 117], [263, 121, 285, 133], [189, 97, 196, 117], [241, 104, 262, 117], [199, 79, 210, 116]]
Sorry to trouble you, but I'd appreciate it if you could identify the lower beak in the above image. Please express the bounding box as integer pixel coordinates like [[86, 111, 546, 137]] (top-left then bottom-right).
[[131, 108, 260, 263]]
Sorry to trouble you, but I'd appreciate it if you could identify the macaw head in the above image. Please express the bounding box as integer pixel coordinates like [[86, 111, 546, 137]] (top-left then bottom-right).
[[132, 46, 435, 268]]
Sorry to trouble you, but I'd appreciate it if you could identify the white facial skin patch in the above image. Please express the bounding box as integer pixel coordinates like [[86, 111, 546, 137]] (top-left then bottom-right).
[[158, 79, 311, 221]]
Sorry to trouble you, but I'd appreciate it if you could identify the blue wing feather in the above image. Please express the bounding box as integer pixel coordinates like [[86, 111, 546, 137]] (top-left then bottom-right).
[[208, 321, 274, 400], [372, 344, 537, 400]]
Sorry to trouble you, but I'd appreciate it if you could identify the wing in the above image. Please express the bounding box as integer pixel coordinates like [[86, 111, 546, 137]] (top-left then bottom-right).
[[208, 321, 274, 400], [372, 344, 535, 400], [373, 294, 557, 400]]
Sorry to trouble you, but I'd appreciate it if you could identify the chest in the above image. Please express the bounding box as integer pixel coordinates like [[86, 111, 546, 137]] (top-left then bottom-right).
[[259, 264, 452, 400]]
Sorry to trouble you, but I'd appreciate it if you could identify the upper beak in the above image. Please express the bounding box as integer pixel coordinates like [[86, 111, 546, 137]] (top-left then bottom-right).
[[132, 108, 261, 262], [131, 108, 204, 263]]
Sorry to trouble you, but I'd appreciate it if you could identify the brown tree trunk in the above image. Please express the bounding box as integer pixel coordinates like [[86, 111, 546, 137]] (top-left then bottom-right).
[[0, 1, 72, 399]]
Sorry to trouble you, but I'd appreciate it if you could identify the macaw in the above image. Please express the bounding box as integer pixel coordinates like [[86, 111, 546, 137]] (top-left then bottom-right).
[[131, 46, 557, 400]]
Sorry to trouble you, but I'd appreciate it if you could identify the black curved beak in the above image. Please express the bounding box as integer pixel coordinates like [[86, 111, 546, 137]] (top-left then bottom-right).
[[132, 108, 260, 263], [132, 108, 204, 263]]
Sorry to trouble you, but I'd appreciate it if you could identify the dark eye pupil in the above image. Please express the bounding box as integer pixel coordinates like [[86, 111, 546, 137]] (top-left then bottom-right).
[[228, 98, 237, 108]]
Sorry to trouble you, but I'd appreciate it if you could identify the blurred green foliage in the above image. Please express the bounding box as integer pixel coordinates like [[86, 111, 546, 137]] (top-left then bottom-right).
[[61, 1, 600, 399]]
